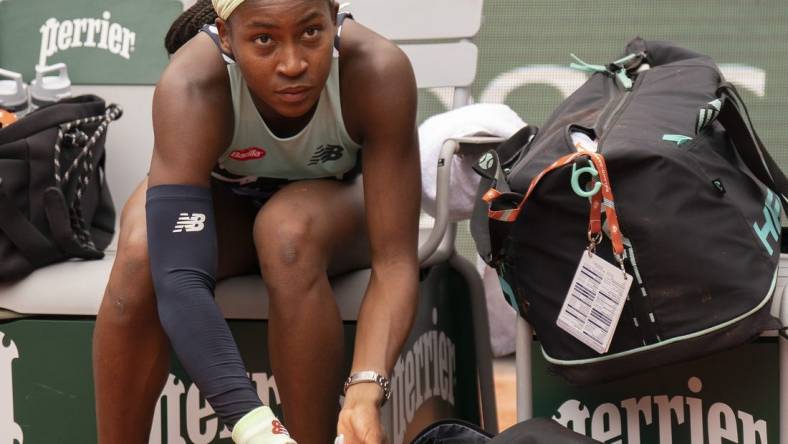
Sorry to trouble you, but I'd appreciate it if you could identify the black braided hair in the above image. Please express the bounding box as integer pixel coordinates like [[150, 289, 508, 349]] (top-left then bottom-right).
[[165, 0, 337, 55], [164, 0, 218, 55]]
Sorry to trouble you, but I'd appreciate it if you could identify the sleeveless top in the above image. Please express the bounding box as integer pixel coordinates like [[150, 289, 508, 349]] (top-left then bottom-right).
[[200, 15, 362, 184]]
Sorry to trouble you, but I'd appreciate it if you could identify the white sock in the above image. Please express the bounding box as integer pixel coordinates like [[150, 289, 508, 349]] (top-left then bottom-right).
[[232, 406, 297, 444]]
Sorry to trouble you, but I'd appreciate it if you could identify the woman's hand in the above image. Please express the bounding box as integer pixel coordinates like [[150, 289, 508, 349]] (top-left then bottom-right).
[[337, 383, 387, 444]]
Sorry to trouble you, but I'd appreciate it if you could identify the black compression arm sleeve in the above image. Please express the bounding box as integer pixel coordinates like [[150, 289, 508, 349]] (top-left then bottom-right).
[[146, 184, 261, 427]]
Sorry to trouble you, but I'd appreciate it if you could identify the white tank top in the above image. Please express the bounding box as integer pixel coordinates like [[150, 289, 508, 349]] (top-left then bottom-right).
[[199, 18, 362, 182], [218, 57, 361, 181]]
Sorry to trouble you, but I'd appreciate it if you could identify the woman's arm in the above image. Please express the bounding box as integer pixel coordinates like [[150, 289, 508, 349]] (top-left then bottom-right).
[[149, 33, 232, 186], [144, 34, 265, 427], [337, 27, 421, 442]]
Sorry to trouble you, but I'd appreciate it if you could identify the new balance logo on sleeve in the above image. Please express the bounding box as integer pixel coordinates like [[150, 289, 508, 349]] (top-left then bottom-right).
[[172, 213, 206, 233]]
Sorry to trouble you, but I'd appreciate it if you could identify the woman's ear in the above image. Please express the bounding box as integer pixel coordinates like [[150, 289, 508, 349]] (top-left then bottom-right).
[[216, 17, 233, 56]]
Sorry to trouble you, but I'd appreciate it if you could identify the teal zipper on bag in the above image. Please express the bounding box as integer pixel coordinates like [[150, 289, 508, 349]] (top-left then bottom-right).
[[662, 134, 693, 145]]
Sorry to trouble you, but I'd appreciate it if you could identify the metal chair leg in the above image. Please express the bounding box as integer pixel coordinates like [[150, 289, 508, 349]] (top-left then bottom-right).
[[516, 316, 533, 422], [780, 333, 787, 444]]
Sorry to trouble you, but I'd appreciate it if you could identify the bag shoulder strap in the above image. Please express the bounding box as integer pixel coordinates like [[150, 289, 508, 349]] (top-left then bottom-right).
[[717, 82, 788, 209]]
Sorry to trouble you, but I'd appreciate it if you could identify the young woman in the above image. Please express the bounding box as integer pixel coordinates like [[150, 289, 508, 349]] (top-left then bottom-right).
[[91, 0, 420, 442]]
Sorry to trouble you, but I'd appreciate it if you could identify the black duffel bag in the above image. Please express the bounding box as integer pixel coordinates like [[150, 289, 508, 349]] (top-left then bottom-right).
[[471, 37, 786, 384], [0, 95, 121, 282], [411, 418, 600, 444]]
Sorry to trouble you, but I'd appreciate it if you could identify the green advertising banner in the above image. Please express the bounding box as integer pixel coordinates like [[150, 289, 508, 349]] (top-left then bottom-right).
[[0, 0, 185, 84], [0, 264, 479, 444], [532, 338, 779, 443]]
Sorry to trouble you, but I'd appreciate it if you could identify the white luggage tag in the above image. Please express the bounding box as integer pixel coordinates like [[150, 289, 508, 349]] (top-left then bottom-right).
[[556, 152, 633, 354], [557, 249, 633, 354]]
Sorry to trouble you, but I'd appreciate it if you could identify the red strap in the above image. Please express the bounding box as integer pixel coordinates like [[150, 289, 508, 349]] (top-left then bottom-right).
[[487, 151, 625, 256], [586, 153, 624, 256], [488, 151, 589, 222], [588, 186, 602, 236], [482, 188, 503, 203]]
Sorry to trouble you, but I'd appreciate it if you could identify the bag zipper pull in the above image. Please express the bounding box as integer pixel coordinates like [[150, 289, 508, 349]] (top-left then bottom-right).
[[569, 53, 609, 74]]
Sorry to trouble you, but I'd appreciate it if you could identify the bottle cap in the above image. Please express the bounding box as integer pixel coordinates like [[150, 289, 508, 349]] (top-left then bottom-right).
[[0, 68, 29, 112], [30, 63, 72, 107]]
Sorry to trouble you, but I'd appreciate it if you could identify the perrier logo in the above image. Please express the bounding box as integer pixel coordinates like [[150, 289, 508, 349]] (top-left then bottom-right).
[[38, 11, 136, 66]]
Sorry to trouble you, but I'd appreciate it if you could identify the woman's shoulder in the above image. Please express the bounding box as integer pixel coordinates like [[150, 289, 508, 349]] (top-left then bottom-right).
[[152, 31, 234, 149], [337, 19, 416, 135], [158, 32, 230, 94], [338, 20, 412, 81]]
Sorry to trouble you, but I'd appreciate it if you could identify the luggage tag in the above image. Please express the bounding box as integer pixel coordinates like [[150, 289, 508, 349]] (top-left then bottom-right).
[[557, 157, 632, 354], [557, 247, 633, 354]]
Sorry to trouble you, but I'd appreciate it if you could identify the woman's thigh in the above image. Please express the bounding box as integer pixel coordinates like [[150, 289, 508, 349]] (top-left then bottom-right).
[[212, 181, 261, 279], [254, 176, 370, 276]]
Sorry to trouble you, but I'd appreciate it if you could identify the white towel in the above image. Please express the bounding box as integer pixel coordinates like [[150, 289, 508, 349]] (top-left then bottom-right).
[[419, 103, 526, 222]]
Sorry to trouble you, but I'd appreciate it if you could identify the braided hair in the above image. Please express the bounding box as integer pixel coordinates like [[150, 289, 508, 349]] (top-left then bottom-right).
[[164, 0, 217, 55], [164, 0, 337, 55]]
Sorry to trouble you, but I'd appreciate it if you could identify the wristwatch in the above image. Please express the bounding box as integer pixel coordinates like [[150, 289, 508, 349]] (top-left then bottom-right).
[[343, 371, 391, 406]]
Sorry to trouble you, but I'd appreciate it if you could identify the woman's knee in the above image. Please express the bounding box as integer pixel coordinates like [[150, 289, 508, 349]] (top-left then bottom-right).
[[101, 223, 158, 324], [253, 203, 327, 285]]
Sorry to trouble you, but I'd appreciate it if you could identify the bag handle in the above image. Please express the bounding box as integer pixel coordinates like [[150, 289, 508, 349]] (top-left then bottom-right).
[[484, 151, 626, 258], [42, 186, 103, 259], [470, 125, 538, 265], [46, 103, 122, 259], [716, 83, 788, 209]]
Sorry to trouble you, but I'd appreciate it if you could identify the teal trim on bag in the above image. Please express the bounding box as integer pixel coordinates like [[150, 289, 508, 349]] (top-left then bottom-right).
[[612, 53, 638, 66], [615, 69, 633, 90], [662, 134, 693, 145], [498, 274, 518, 309], [753, 189, 782, 256], [569, 53, 608, 73], [541, 267, 778, 366]]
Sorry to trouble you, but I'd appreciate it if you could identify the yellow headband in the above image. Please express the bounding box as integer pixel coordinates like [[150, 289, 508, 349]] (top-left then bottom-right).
[[212, 0, 246, 20]]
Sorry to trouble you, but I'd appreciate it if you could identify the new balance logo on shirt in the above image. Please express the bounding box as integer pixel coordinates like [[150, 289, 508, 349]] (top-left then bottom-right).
[[172, 213, 206, 233], [308, 144, 344, 165]]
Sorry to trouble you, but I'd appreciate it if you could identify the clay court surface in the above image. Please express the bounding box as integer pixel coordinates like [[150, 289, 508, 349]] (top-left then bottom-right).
[[493, 357, 517, 431]]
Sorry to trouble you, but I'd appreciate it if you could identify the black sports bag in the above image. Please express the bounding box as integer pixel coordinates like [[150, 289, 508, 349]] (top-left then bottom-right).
[[0, 95, 121, 282], [471, 37, 786, 384], [411, 418, 600, 444]]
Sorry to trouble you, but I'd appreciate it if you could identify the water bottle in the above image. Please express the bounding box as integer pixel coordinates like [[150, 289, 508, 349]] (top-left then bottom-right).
[[29, 63, 72, 111], [0, 68, 30, 122]]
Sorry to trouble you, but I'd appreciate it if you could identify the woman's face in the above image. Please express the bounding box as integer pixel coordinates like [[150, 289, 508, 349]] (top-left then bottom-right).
[[219, 0, 336, 120]]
